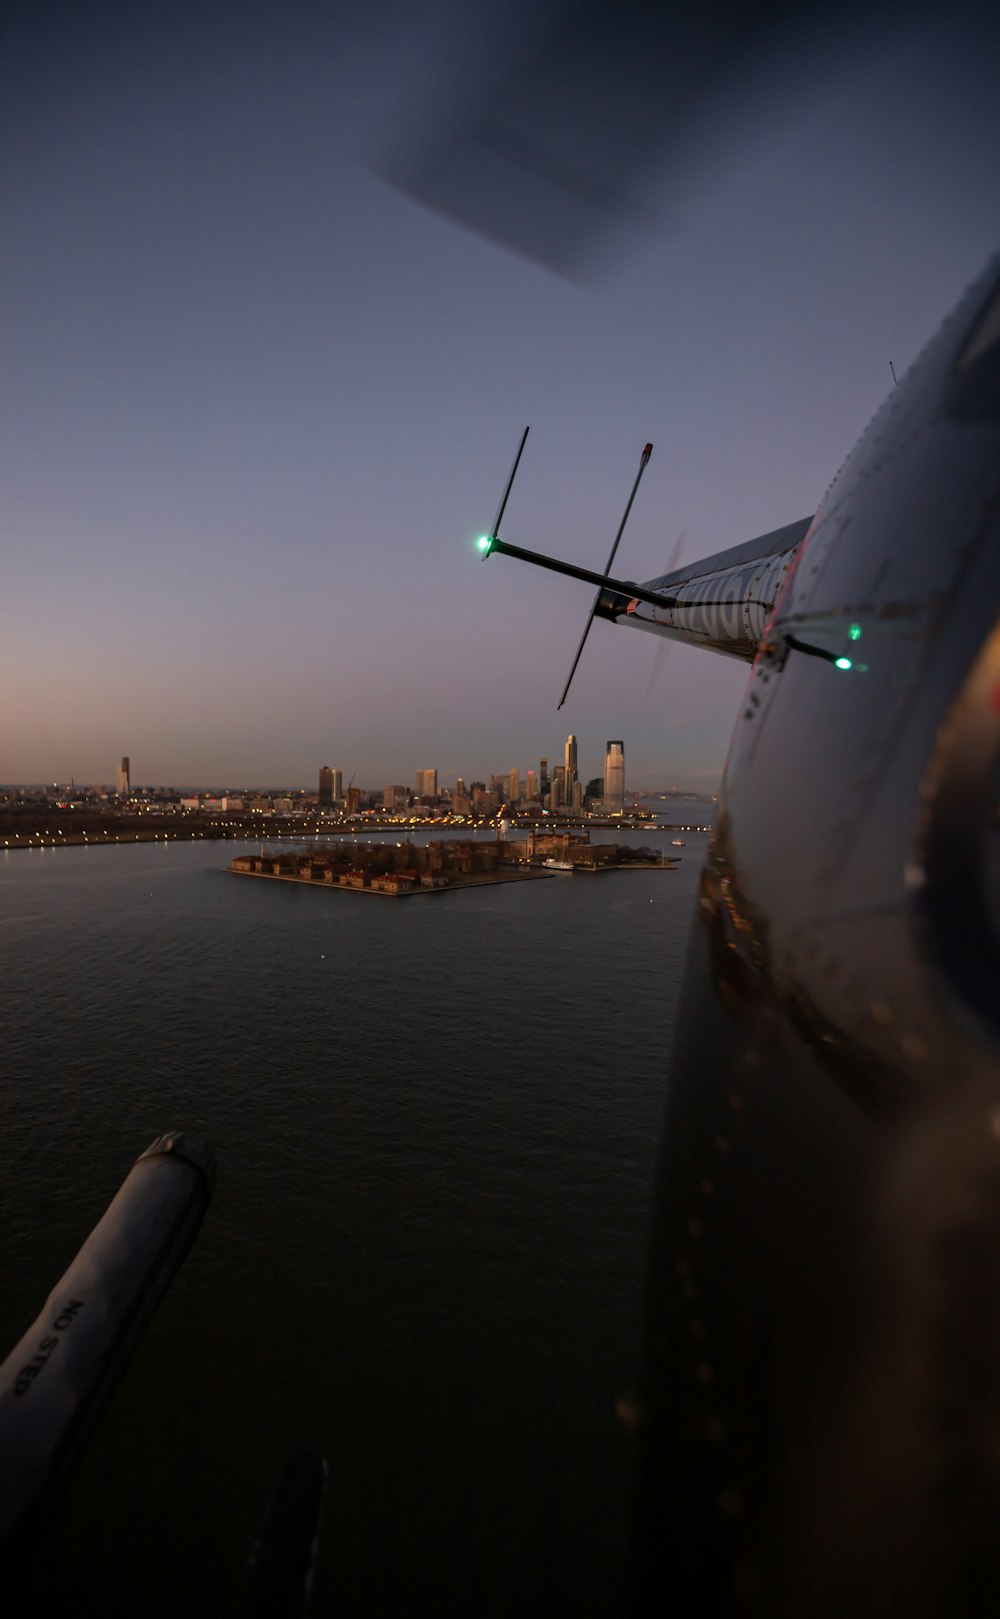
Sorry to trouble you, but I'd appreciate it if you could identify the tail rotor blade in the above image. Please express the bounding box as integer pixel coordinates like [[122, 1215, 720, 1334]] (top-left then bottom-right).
[[642, 529, 686, 701], [557, 442, 653, 709], [643, 633, 675, 702], [558, 612, 599, 711], [490, 425, 530, 542], [664, 526, 687, 577]]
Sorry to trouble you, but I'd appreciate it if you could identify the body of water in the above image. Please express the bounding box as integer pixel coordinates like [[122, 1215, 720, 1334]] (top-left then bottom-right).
[[0, 823, 707, 1615]]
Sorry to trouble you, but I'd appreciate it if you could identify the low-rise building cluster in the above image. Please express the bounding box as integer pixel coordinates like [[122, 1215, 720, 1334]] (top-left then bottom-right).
[[231, 838, 506, 892], [230, 833, 673, 894]]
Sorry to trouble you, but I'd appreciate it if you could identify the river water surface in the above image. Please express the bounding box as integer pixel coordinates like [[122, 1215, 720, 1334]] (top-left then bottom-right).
[[1, 823, 707, 1616]]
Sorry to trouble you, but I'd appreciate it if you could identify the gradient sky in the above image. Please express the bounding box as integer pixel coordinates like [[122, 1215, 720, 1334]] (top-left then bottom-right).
[[3, 0, 999, 791]]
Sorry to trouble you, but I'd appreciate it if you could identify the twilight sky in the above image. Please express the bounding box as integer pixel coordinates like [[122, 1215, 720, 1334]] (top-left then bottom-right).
[[3, 0, 999, 791]]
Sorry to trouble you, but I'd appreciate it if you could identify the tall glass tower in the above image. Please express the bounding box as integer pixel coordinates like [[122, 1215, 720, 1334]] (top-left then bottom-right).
[[604, 740, 625, 812]]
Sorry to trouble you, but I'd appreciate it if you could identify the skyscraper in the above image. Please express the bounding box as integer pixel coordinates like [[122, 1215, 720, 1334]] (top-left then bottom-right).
[[508, 767, 520, 803], [116, 757, 130, 796], [525, 769, 538, 802], [415, 768, 438, 798], [604, 740, 625, 812], [565, 734, 578, 785], [539, 757, 548, 796], [319, 766, 334, 806]]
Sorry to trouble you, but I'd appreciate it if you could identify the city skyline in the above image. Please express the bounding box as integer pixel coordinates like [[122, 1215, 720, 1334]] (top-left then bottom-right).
[[0, 760, 698, 794], [4, 6, 998, 788], [4, 724, 717, 797], [5, 731, 652, 799]]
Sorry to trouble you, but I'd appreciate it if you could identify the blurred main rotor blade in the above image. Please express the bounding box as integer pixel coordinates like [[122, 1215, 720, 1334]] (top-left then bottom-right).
[[375, 0, 910, 279], [558, 442, 652, 709]]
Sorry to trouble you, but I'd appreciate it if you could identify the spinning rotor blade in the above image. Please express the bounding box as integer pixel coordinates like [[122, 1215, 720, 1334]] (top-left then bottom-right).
[[643, 528, 687, 700], [557, 442, 652, 709], [374, 0, 919, 282]]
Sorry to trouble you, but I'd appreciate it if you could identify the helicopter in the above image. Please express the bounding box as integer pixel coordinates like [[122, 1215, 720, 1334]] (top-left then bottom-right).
[[475, 254, 1000, 1615], [1, 4, 998, 1613], [5, 261, 995, 1616]]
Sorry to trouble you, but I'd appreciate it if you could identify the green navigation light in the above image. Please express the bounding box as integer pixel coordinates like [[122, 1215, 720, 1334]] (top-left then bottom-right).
[[477, 535, 492, 552], [834, 656, 853, 671], [848, 623, 862, 641]]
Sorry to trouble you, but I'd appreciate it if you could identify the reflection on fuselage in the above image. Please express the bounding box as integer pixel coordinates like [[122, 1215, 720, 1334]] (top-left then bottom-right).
[[634, 254, 1000, 1617]]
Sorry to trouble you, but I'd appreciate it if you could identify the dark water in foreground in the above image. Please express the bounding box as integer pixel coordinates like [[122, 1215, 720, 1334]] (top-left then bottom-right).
[[0, 827, 706, 1616]]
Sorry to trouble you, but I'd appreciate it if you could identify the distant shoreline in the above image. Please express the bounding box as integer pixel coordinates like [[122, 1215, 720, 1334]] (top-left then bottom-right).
[[1, 820, 708, 854], [1, 828, 237, 852]]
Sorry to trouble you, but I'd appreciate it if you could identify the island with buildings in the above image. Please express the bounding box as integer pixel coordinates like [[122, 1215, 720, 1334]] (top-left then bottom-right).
[[229, 833, 679, 898]]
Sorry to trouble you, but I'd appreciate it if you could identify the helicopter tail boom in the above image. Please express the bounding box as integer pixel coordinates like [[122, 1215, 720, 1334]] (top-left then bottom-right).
[[597, 515, 813, 660]]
